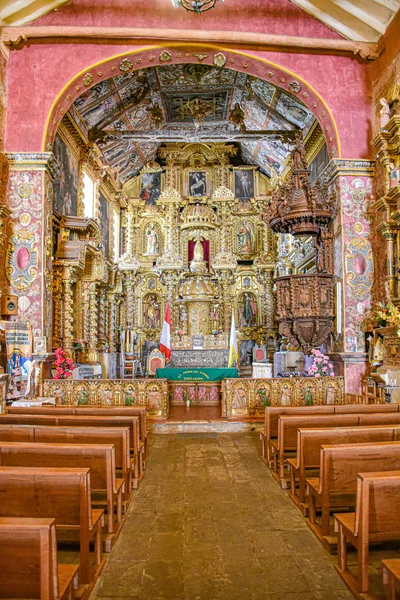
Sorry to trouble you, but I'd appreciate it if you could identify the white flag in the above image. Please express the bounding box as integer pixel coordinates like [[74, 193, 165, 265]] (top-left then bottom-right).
[[159, 302, 171, 361], [228, 308, 238, 368]]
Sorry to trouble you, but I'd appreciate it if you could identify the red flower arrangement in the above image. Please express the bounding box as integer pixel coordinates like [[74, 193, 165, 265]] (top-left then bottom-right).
[[53, 347, 75, 379]]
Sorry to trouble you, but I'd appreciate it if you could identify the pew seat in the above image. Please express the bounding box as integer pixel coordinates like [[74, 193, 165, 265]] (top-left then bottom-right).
[[382, 558, 400, 600], [0, 466, 104, 586], [335, 471, 400, 595], [0, 516, 79, 600]]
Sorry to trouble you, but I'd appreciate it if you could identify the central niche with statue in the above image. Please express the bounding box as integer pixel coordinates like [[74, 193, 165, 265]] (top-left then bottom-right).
[[118, 142, 276, 367]]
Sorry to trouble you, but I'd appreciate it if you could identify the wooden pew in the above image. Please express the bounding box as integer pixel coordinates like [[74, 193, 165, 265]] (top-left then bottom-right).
[[0, 466, 104, 586], [382, 558, 400, 600], [0, 413, 143, 487], [288, 425, 400, 509], [335, 471, 400, 595], [272, 414, 360, 482], [306, 441, 400, 549], [260, 406, 335, 465], [259, 403, 400, 466], [0, 441, 124, 542], [0, 517, 79, 600], [7, 405, 148, 461], [359, 412, 400, 426], [0, 421, 132, 495]]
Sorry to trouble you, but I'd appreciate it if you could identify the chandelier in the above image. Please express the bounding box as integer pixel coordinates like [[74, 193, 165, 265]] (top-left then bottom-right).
[[171, 0, 223, 14]]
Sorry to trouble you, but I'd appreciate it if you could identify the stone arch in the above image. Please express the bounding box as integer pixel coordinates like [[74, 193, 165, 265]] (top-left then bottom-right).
[[42, 43, 341, 159]]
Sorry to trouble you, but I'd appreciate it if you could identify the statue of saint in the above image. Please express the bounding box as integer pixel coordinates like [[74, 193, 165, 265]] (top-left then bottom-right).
[[292, 134, 308, 170], [144, 295, 161, 328], [194, 237, 204, 260], [190, 233, 207, 273], [242, 293, 257, 326], [145, 223, 159, 255]]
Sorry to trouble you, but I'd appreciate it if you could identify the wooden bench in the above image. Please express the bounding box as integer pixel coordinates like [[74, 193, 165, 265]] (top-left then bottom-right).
[[272, 414, 360, 482], [259, 403, 400, 466], [288, 425, 400, 510], [306, 441, 400, 549], [358, 412, 400, 426], [7, 405, 148, 461], [382, 558, 400, 600], [0, 422, 132, 497], [0, 441, 124, 542], [0, 413, 143, 487], [0, 466, 104, 586], [335, 471, 400, 595], [0, 516, 79, 600], [260, 406, 335, 465]]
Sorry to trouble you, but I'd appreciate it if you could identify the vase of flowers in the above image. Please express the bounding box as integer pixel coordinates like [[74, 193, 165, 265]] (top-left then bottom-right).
[[307, 349, 334, 377], [375, 302, 400, 334], [176, 329, 183, 341], [53, 347, 75, 379], [212, 329, 222, 341], [72, 340, 84, 364]]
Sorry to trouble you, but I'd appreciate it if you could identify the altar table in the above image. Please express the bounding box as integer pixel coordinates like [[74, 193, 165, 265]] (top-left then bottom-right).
[[155, 368, 238, 381]]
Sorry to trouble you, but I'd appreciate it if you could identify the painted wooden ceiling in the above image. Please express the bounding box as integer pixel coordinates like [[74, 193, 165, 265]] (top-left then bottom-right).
[[69, 65, 315, 183], [2, 0, 399, 42]]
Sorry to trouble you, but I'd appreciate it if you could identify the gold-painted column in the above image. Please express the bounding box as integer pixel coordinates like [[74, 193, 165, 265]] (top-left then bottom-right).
[[88, 283, 99, 362], [107, 292, 117, 353], [62, 277, 75, 356]]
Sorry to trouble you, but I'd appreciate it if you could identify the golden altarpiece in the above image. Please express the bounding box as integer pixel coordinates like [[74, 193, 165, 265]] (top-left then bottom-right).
[[118, 141, 276, 368]]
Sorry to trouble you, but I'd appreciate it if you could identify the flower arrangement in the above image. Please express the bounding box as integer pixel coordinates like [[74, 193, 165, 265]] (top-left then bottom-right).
[[211, 329, 222, 335], [307, 349, 334, 377], [375, 302, 400, 331], [72, 340, 84, 352], [175, 329, 183, 340], [53, 347, 75, 379]]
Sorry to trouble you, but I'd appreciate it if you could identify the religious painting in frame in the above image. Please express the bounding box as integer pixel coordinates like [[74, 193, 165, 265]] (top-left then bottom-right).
[[52, 133, 79, 216], [234, 168, 255, 200], [140, 172, 161, 206], [188, 171, 207, 197], [98, 192, 110, 258]]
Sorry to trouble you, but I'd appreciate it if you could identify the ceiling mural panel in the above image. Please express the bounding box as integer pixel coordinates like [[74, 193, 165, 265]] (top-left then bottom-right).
[[70, 65, 316, 183]]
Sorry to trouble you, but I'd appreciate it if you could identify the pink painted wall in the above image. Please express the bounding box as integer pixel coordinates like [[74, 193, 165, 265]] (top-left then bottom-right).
[[5, 43, 372, 159], [35, 0, 342, 38]]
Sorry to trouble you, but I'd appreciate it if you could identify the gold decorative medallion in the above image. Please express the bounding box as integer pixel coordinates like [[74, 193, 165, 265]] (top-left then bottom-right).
[[159, 50, 172, 62], [19, 212, 31, 226], [6, 231, 39, 291], [213, 52, 226, 68], [82, 73, 94, 87], [17, 181, 33, 199], [288, 81, 300, 93], [119, 58, 133, 72]]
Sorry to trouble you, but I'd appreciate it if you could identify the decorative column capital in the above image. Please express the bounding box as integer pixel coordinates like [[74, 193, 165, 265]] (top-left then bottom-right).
[[322, 158, 375, 185], [5, 152, 61, 180]]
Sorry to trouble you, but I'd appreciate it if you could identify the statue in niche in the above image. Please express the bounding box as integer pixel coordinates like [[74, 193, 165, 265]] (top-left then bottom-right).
[[379, 98, 391, 129], [241, 293, 257, 326], [143, 294, 161, 328], [326, 384, 337, 405], [281, 384, 293, 406], [211, 304, 221, 329], [145, 223, 159, 255], [237, 221, 254, 253], [190, 232, 207, 273]]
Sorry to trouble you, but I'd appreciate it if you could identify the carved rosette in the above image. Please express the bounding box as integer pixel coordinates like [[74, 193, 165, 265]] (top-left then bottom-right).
[[276, 273, 335, 352]]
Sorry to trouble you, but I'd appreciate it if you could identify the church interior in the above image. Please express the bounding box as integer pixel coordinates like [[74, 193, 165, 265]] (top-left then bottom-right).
[[1, 0, 400, 598]]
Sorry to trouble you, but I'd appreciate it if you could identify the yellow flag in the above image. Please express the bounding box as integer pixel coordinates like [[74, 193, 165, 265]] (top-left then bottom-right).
[[228, 308, 238, 367]]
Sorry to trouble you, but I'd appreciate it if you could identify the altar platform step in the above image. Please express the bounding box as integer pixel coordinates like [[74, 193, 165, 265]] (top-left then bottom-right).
[[149, 405, 263, 434]]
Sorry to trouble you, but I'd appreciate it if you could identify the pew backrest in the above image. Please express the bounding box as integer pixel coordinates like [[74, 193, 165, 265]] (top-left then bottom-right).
[[297, 425, 400, 471], [0, 517, 59, 600], [319, 441, 400, 495], [358, 413, 400, 426], [0, 424, 34, 442], [265, 406, 334, 441], [355, 471, 400, 538], [0, 466, 92, 528], [0, 441, 116, 493], [278, 414, 359, 450]]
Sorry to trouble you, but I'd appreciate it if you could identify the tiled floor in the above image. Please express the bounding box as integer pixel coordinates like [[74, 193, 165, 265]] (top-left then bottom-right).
[[90, 433, 355, 600]]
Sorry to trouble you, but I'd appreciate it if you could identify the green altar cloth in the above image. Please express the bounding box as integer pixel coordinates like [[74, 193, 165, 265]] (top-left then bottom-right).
[[155, 368, 238, 381]]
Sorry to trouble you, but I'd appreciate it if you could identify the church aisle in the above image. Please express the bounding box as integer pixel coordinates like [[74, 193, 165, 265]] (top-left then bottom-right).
[[91, 433, 353, 600]]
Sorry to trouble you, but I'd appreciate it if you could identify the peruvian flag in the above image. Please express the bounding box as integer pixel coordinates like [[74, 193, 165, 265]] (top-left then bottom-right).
[[159, 301, 172, 361]]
